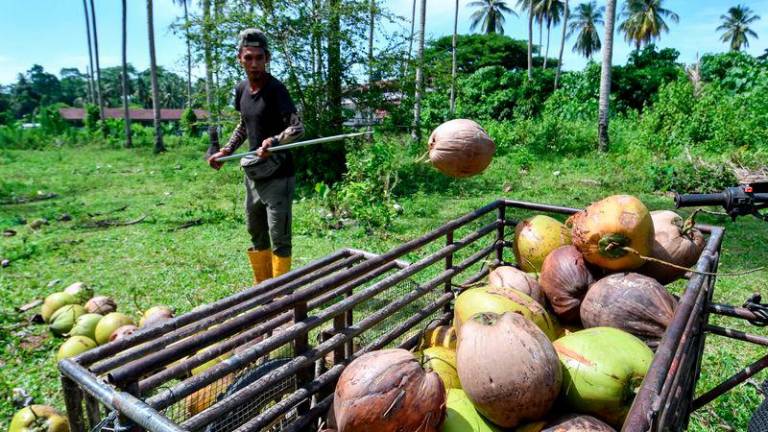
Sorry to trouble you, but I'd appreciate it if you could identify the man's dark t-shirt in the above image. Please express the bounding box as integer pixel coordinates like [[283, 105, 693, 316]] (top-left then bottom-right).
[[235, 74, 296, 179]]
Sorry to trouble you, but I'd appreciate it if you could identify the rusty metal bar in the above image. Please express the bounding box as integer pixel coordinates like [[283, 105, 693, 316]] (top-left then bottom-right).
[[83, 395, 102, 429], [502, 199, 579, 215], [496, 204, 505, 263], [444, 230, 454, 314], [623, 226, 724, 431], [107, 254, 368, 385], [138, 259, 408, 393], [283, 394, 333, 432], [706, 324, 768, 346], [691, 353, 768, 412], [708, 302, 763, 322], [293, 295, 311, 416], [76, 249, 353, 366], [147, 219, 499, 411], [58, 360, 184, 432], [231, 293, 455, 432], [61, 376, 86, 432]]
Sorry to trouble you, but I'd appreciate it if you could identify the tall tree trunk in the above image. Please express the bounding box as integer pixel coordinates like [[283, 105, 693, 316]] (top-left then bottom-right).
[[403, 0, 417, 78], [89, 0, 104, 119], [543, 19, 551, 68], [527, 3, 534, 78], [411, 0, 426, 143], [597, 0, 616, 152], [328, 0, 343, 132], [449, 0, 458, 116], [202, 0, 218, 150], [538, 19, 543, 61], [121, 0, 132, 148], [147, 0, 165, 153], [368, 0, 375, 128], [183, 0, 192, 108], [82, 0, 96, 105], [554, 0, 568, 89]]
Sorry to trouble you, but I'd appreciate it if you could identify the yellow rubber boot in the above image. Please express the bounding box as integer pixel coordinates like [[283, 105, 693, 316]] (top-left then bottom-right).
[[272, 254, 292, 278], [247, 248, 273, 284]]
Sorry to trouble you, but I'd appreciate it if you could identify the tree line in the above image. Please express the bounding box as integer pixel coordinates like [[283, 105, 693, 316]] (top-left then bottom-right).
[[0, 0, 764, 155]]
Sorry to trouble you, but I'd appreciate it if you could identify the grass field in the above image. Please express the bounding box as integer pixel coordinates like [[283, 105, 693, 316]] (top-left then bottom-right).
[[1, 140, 767, 430]]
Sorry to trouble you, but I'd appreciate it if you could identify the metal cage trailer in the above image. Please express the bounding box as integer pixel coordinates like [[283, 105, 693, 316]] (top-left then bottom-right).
[[58, 198, 768, 432]]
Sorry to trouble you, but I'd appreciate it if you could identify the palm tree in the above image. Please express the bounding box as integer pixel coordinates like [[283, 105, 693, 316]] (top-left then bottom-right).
[[540, 0, 565, 68], [403, 0, 417, 78], [517, 0, 535, 78], [717, 5, 760, 51], [89, 0, 105, 119], [412, 0, 426, 143], [469, 0, 516, 35], [618, 0, 679, 51], [172, 0, 193, 107], [568, 1, 604, 59], [121, 0, 132, 148], [147, 0, 165, 153], [81, 0, 96, 105], [202, 0, 218, 151], [450, 0, 459, 115], [598, 0, 616, 152], [554, 0, 569, 88]]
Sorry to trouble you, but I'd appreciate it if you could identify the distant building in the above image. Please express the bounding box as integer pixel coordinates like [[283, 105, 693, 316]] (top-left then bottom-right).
[[59, 108, 209, 124]]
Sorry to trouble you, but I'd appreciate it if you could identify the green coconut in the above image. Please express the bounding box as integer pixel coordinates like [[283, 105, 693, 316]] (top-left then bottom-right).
[[49, 305, 87, 337], [67, 313, 103, 340], [9, 405, 70, 432], [41, 292, 78, 323], [57, 336, 97, 362], [63, 282, 93, 304], [454, 286, 560, 340], [513, 215, 572, 272], [442, 389, 502, 432], [553, 327, 653, 427], [94, 312, 134, 345], [419, 346, 461, 390]]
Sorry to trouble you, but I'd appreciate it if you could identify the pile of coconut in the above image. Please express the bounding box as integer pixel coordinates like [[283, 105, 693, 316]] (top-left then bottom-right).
[[324, 195, 705, 432]]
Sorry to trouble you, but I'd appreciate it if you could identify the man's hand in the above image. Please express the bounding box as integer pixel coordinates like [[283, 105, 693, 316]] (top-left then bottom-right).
[[256, 137, 276, 158], [207, 148, 231, 170]]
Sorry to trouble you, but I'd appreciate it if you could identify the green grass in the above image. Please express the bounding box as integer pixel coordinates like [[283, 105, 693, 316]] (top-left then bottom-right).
[[1, 140, 766, 430]]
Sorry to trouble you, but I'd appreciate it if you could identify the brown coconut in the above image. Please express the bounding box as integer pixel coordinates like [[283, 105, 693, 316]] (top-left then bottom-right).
[[580, 273, 677, 349], [539, 246, 595, 324], [333, 348, 446, 432], [541, 414, 616, 432], [427, 119, 495, 178], [639, 210, 705, 284], [457, 312, 561, 428], [488, 266, 547, 306]]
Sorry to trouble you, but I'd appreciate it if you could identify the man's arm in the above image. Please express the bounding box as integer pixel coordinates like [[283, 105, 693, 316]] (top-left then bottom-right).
[[272, 112, 305, 146], [222, 114, 248, 154]]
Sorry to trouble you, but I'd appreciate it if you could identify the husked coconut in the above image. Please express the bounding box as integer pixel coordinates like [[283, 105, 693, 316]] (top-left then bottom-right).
[[428, 119, 495, 178], [488, 266, 547, 306]]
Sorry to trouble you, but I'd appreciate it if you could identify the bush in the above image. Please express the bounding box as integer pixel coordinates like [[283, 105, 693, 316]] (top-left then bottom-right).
[[180, 107, 198, 137], [83, 103, 101, 133], [646, 155, 737, 193], [37, 104, 69, 135]]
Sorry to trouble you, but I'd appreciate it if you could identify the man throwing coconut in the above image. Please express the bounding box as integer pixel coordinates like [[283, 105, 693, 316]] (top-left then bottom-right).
[[208, 29, 304, 283]]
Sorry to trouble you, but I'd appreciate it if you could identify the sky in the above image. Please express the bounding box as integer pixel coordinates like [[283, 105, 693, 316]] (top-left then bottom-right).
[[1, 0, 768, 86]]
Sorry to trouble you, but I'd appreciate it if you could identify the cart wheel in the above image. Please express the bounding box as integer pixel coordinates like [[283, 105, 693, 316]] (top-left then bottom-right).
[[203, 358, 296, 432], [748, 380, 768, 432]]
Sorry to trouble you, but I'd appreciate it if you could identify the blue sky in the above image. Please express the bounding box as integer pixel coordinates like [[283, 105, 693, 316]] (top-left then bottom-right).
[[1, 0, 767, 85]]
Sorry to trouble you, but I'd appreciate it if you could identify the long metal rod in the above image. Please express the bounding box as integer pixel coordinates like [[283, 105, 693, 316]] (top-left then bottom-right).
[[623, 226, 725, 431], [708, 303, 762, 322], [145, 208, 499, 410], [706, 324, 768, 347], [78, 249, 352, 366], [215, 131, 371, 162], [691, 353, 768, 411], [168, 222, 498, 421], [106, 254, 366, 383]]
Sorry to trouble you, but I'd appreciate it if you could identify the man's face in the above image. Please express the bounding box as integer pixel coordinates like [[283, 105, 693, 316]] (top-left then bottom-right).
[[238, 46, 268, 80]]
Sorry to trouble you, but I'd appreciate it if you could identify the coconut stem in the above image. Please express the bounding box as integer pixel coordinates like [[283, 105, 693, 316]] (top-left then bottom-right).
[[622, 246, 765, 277], [682, 209, 701, 235]]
